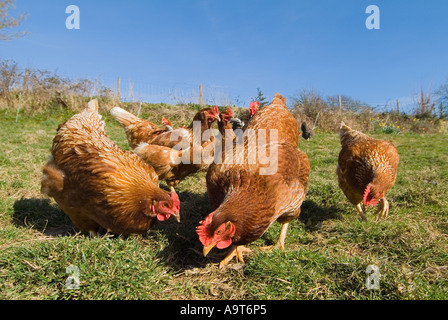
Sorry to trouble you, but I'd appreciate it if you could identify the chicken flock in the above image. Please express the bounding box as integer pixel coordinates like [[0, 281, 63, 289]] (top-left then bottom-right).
[[41, 93, 399, 268]]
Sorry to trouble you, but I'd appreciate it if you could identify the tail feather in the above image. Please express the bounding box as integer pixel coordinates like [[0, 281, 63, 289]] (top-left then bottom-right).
[[80, 99, 104, 128], [339, 121, 369, 146], [271, 93, 287, 106], [41, 159, 65, 197], [85, 99, 99, 113], [339, 121, 352, 145], [110, 106, 140, 127], [340, 121, 352, 134]]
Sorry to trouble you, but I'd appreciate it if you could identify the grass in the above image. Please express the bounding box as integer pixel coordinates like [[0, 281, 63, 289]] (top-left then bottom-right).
[[0, 106, 447, 300]]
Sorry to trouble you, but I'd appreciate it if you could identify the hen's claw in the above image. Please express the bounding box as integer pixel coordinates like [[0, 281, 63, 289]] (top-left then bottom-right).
[[356, 203, 367, 222], [375, 197, 389, 221], [218, 245, 251, 268]]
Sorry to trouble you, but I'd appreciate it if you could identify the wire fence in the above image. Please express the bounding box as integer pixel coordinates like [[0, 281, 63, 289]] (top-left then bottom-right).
[[98, 75, 239, 107], [0, 59, 429, 114], [104, 76, 420, 114]]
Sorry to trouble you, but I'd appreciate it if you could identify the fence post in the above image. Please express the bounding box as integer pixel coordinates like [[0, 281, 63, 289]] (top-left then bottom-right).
[[199, 85, 204, 106], [117, 76, 121, 102], [440, 102, 444, 119], [22, 69, 28, 91], [396, 99, 400, 114], [338, 95, 342, 114], [15, 69, 29, 123]]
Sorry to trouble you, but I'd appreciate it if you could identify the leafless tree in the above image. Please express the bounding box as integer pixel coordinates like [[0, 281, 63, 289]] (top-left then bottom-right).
[[0, 59, 20, 96], [415, 88, 435, 118], [0, 0, 27, 40]]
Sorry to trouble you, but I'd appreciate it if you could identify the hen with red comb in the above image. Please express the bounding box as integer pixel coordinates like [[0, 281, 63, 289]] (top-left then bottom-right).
[[198, 93, 310, 268], [337, 121, 399, 221]]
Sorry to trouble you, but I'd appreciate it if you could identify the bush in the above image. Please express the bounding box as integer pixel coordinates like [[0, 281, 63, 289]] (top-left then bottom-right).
[[0, 59, 115, 114], [290, 89, 443, 134]]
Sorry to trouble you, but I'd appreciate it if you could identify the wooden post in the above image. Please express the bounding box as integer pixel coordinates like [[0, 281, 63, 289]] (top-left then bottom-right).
[[338, 95, 342, 113], [199, 85, 204, 106], [16, 69, 29, 123], [15, 94, 22, 123], [440, 102, 444, 119], [22, 69, 29, 91], [117, 76, 121, 102], [396, 99, 400, 114], [420, 90, 425, 114]]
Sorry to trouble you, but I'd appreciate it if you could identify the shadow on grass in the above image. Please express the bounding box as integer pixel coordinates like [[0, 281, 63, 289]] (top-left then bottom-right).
[[259, 200, 345, 246], [155, 195, 347, 271], [11, 192, 214, 270], [11, 194, 346, 272], [151, 190, 225, 271], [299, 199, 345, 228], [12, 197, 77, 236]]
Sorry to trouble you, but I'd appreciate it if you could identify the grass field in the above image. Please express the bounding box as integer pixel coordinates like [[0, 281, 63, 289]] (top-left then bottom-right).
[[1, 107, 447, 300]]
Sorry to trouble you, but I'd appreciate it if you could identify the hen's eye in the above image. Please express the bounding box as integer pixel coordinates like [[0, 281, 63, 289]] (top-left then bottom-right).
[[216, 230, 221, 235]]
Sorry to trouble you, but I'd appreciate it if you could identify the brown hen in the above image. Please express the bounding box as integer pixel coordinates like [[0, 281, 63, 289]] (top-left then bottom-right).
[[197, 93, 310, 268], [110, 106, 220, 191], [337, 121, 399, 221], [41, 99, 180, 236]]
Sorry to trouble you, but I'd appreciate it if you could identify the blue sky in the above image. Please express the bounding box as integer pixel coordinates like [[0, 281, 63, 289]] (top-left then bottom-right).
[[2, 0, 448, 112]]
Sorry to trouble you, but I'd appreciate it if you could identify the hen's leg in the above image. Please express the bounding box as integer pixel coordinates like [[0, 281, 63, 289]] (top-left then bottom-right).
[[259, 220, 292, 251], [219, 245, 251, 268], [356, 203, 367, 222], [375, 197, 389, 221], [275, 222, 289, 250]]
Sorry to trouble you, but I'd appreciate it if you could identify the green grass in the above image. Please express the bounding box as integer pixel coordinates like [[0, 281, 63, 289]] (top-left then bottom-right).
[[1, 109, 447, 300]]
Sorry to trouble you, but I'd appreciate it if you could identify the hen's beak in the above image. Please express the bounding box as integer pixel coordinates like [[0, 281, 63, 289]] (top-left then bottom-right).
[[203, 243, 216, 257], [173, 213, 181, 223]]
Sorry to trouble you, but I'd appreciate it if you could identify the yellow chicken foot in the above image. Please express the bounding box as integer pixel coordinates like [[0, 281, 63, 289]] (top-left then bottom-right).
[[218, 245, 251, 268], [356, 203, 368, 222], [259, 222, 290, 251], [375, 197, 389, 221], [276, 222, 289, 249], [88, 230, 98, 238]]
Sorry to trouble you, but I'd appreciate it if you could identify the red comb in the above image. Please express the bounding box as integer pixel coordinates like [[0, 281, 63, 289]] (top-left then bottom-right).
[[363, 185, 371, 205], [363, 184, 379, 207], [213, 105, 219, 115], [250, 101, 260, 116], [226, 108, 233, 116], [170, 190, 180, 213], [196, 212, 214, 245], [250, 101, 260, 109]]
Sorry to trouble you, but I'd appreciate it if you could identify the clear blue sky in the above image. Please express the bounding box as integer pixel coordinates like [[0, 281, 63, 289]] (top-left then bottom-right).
[[2, 0, 448, 112]]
